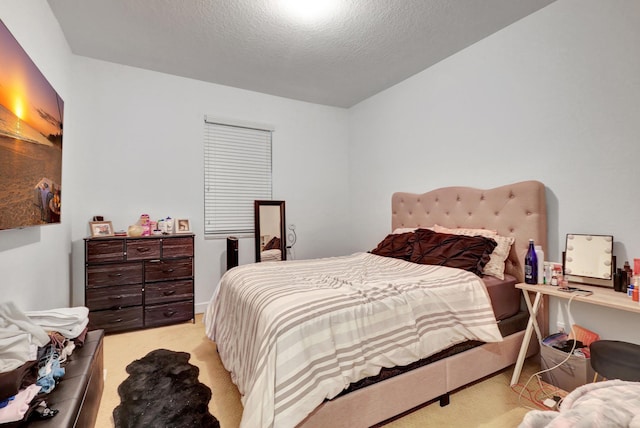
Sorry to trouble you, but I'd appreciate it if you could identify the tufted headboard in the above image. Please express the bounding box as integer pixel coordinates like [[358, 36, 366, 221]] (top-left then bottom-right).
[[392, 181, 547, 282]]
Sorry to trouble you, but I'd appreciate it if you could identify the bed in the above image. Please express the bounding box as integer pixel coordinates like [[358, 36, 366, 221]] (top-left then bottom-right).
[[205, 180, 547, 428], [260, 248, 282, 261], [261, 235, 283, 261]]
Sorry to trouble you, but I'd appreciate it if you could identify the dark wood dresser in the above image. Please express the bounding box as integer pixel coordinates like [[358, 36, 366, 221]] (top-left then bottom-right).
[[84, 234, 194, 333]]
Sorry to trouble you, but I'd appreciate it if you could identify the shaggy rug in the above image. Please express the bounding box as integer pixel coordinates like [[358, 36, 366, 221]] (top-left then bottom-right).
[[113, 349, 219, 428]]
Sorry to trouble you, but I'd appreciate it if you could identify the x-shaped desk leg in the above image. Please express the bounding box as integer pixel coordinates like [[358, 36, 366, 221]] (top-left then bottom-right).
[[510, 290, 543, 386]]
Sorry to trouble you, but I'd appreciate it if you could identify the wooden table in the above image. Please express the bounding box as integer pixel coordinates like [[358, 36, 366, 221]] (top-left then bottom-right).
[[510, 282, 640, 386]]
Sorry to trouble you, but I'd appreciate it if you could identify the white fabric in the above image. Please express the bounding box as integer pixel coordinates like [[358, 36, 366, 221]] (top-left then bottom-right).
[[391, 227, 419, 234], [0, 302, 50, 373], [25, 306, 89, 339], [519, 380, 640, 428], [260, 249, 282, 261], [205, 252, 502, 428]]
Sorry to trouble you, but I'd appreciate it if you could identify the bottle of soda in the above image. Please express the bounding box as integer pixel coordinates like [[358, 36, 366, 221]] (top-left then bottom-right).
[[525, 239, 538, 284]]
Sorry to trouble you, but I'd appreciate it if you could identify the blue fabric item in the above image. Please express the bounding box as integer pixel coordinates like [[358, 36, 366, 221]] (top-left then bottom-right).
[[36, 374, 56, 394], [36, 345, 65, 394], [0, 396, 15, 408], [52, 358, 65, 378]]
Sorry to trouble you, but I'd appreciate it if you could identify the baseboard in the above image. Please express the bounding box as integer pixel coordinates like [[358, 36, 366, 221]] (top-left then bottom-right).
[[194, 302, 208, 314]]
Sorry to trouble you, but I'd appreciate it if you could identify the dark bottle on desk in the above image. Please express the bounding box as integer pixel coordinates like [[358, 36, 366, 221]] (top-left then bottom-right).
[[525, 239, 538, 284], [624, 261, 633, 283], [614, 268, 628, 293]]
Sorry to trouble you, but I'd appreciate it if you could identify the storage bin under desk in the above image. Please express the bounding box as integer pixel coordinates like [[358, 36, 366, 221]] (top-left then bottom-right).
[[540, 345, 594, 392]]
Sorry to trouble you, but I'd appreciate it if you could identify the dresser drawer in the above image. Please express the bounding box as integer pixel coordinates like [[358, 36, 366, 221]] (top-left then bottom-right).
[[162, 237, 194, 258], [86, 262, 143, 288], [89, 307, 143, 333], [86, 284, 142, 311], [86, 240, 124, 263], [145, 259, 193, 282], [145, 280, 193, 305], [145, 300, 193, 328], [126, 239, 161, 261]]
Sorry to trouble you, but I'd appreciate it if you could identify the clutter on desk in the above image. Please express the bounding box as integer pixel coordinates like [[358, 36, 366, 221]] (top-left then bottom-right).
[[614, 259, 640, 298], [542, 262, 563, 286]]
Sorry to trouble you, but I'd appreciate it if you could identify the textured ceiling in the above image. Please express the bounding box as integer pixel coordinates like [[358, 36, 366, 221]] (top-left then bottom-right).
[[47, 0, 555, 107]]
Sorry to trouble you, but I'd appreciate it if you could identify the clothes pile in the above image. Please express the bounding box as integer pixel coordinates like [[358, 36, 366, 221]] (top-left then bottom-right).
[[519, 380, 640, 427], [0, 302, 89, 426]]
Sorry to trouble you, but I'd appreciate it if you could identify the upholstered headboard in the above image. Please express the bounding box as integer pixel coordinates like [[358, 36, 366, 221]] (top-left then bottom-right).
[[392, 181, 547, 282]]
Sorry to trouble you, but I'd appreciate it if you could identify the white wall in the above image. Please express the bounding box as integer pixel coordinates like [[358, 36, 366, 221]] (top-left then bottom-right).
[[0, 0, 73, 310], [348, 0, 640, 343], [0, 0, 350, 314], [66, 57, 351, 312]]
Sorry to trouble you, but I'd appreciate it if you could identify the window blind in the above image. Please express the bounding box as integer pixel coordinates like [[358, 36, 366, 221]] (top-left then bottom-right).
[[204, 117, 272, 236]]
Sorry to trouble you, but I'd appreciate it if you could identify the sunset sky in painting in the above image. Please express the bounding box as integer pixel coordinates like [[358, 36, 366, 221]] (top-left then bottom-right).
[[0, 20, 63, 139]]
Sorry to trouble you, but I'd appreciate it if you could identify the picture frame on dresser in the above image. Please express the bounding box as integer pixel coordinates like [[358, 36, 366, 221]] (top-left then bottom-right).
[[176, 218, 191, 233], [89, 220, 114, 237]]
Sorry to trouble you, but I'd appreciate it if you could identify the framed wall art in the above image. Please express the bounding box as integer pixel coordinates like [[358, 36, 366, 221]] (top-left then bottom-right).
[[0, 19, 64, 231]]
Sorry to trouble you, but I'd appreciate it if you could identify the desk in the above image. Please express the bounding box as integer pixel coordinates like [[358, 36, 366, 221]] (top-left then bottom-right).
[[510, 282, 640, 386]]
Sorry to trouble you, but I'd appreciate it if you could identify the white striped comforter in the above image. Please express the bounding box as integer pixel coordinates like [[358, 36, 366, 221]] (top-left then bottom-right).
[[260, 248, 282, 261], [204, 252, 502, 428]]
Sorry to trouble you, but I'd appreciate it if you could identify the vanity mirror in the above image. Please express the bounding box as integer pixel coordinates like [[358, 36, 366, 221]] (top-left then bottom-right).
[[254, 200, 286, 262], [564, 234, 614, 287]]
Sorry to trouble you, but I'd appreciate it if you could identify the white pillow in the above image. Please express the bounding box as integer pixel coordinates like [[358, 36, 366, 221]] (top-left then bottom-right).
[[433, 224, 514, 280], [391, 226, 433, 235]]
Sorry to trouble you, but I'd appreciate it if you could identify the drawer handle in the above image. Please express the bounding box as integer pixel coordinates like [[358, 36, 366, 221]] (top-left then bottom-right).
[[164, 310, 176, 317], [163, 268, 175, 273], [136, 247, 150, 253], [163, 290, 176, 296], [108, 273, 123, 278], [109, 295, 123, 300], [114, 318, 123, 323]]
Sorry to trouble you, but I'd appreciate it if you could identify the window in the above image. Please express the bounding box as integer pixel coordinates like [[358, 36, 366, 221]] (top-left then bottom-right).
[[203, 116, 273, 237]]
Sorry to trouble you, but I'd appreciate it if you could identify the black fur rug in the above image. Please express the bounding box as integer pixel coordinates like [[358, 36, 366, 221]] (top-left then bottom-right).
[[113, 349, 219, 428]]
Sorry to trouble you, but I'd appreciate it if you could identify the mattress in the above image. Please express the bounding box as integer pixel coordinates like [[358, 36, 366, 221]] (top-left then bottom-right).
[[337, 309, 528, 398], [260, 248, 282, 261], [332, 275, 524, 399], [482, 273, 520, 321]]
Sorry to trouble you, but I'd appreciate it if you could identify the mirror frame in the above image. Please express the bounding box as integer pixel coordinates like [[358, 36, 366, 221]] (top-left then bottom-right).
[[254, 200, 286, 262], [564, 233, 614, 287]]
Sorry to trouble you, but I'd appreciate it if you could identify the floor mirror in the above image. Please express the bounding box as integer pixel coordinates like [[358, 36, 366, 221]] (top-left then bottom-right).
[[254, 200, 286, 262]]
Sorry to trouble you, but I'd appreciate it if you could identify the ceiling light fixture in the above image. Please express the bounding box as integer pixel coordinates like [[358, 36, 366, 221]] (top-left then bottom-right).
[[278, 0, 340, 23]]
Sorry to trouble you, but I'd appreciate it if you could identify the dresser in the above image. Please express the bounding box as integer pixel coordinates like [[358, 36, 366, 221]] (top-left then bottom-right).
[[84, 234, 194, 333]]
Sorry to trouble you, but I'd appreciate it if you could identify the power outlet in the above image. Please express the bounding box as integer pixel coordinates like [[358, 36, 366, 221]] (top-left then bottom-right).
[[557, 323, 566, 334]]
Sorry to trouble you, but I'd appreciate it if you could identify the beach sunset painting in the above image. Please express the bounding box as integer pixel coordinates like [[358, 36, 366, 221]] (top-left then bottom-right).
[[0, 19, 63, 230]]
